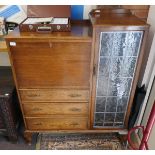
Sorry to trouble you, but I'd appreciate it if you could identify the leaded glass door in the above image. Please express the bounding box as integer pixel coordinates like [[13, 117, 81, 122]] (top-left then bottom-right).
[[93, 31, 143, 128]]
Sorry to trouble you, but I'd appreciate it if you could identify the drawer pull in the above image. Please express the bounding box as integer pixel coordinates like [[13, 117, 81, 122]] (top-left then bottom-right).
[[69, 94, 81, 98], [69, 108, 81, 112], [27, 94, 40, 97], [34, 123, 42, 126], [70, 122, 79, 126]]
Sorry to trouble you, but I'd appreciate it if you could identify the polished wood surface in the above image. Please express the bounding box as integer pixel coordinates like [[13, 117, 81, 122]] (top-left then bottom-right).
[[22, 102, 88, 116], [90, 12, 149, 28], [26, 117, 88, 130], [9, 40, 91, 88], [97, 5, 149, 21], [19, 89, 89, 102], [5, 23, 92, 40], [5, 22, 92, 142]]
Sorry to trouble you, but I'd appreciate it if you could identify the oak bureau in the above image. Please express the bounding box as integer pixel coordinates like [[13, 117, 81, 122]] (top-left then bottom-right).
[[5, 9, 149, 142]]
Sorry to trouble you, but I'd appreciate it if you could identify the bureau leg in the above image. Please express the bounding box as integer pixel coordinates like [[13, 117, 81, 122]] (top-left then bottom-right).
[[24, 131, 32, 144]]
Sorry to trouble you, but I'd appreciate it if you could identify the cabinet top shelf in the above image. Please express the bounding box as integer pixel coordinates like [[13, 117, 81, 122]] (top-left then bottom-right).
[[5, 22, 92, 42], [90, 13, 149, 29]]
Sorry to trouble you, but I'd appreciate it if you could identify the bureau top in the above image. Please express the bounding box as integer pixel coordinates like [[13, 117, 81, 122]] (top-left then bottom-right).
[[5, 22, 92, 41]]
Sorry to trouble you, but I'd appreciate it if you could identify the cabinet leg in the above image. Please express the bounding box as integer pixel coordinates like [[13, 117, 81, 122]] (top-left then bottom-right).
[[24, 131, 32, 144]]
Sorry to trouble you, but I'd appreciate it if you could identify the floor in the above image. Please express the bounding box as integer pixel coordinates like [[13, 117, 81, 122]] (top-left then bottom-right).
[[0, 121, 129, 150], [0, 123, 37, 150]]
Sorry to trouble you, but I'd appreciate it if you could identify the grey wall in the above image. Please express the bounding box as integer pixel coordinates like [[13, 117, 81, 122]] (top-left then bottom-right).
[[0, 52, 10, 66], [139, 5, 155, 88], [141, 78, 155, 149]]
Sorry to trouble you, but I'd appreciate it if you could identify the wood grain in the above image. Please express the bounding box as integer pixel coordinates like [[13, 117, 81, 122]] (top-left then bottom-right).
[[9, 40, 91, 88], [19, 89, 89, 102], [5, 22, 92, 137], [26, 117, 88, 130], [22, 102, 88, 116]]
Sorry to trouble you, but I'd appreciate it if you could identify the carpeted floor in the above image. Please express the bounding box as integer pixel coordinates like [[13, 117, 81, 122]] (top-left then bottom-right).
[[36, 133, 126, 150], [0, 123, 37, 150], [0, 122, 127, 150]]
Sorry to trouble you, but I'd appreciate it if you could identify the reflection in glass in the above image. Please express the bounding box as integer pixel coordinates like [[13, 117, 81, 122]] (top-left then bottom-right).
[[115, 113, 125, 122], [106, 97, 117, 112], [96, 97, 106, 112], [104, 113, 115, 122], [95, 113, 104, 123], [97, 76, 109, 96], [117, 97, 128, 112], [104, 123, 114, 127], [99, 58, 110, 77]]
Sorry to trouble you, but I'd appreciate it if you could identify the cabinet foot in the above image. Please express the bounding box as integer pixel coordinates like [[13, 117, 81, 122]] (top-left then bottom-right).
[[24, 131, 33, 144]]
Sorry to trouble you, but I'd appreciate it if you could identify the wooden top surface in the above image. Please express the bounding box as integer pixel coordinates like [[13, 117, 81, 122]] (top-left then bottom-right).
[[5, 22, 92, 41], [90, 13, 149, 29], [5, 16, 149, 40]]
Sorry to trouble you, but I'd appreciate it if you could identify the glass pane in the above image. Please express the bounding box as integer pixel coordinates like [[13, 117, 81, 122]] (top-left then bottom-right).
[[124, 32, 143, 56], [97, 76, 108, 96], [115, 113, 125, 122], [118, 78, 132, 96], [94, 122, 103, 127], [121, 57, 137, 77], [108, 78, 132, 96], [95, 113, 104, 123], [104, 113, 115, 122], [106, 97, 117, 112], [104, 123, 114, 127], [117, 97, 128, 112], [110, 57, 122, 78], [100, 33, 125, 56], [114, 123, 124, 127], [100, 32, 142, 57], [100, 33, 113, 56], [99, 57, 110, 77], [96, 97, 106, 112], [94, 31, 143, 128]]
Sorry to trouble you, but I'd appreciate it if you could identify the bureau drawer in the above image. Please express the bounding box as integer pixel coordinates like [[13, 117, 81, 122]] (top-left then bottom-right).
[[26, 117, 88, 130], [22, 102, 88, 116], [19, 89, 89, 102]]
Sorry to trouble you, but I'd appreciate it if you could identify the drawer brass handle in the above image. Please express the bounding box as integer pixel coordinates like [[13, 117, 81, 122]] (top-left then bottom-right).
[[34, 123, 42, 126], [27, 94, 40, 97], [70, 122, 79, 126], [70, 108, 81, 112], [69, 94, 81, 98], [32, 108, 42, 111]]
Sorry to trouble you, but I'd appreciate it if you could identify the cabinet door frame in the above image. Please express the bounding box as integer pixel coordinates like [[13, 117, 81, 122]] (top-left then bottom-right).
[[90, 26, 149, 130]]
